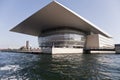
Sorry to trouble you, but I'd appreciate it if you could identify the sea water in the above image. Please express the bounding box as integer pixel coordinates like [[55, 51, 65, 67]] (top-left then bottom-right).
[[0, 52, 120, 80]]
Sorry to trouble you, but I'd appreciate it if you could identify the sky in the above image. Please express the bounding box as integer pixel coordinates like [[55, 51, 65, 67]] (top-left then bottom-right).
[[0, 0, 120, 49]]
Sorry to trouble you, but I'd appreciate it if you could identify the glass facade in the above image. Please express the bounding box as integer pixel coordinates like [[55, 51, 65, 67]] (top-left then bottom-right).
[[38, 31, 86, 48]]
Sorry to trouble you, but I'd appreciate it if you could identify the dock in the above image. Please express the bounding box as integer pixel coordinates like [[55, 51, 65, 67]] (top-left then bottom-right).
[[1, 49, 42, 54], [84, 48, 115, 54]]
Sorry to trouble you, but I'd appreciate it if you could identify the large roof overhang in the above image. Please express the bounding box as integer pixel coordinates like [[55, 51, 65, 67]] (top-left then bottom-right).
[[10, 1, 112, 38]]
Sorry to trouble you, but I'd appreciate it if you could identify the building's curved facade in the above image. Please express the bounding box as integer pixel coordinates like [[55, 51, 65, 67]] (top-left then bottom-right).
[[38, 29, 86, 48]]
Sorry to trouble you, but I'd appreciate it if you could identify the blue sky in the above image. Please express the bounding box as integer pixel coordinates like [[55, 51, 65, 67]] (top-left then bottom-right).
[[0, 0, 120, 49]]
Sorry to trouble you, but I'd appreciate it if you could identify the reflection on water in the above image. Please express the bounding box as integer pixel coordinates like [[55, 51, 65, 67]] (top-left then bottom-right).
[[0, 52, 120, 80]]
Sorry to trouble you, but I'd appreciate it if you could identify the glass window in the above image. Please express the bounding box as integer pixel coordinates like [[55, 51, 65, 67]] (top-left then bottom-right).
[[38, 31, 86, 48]]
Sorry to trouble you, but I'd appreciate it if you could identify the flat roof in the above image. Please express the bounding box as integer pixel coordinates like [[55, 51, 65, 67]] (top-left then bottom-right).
[[10, 1, 112, 38]]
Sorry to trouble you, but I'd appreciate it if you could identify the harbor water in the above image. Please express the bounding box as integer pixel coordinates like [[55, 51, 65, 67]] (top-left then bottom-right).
[[0, 52, 120, 80]]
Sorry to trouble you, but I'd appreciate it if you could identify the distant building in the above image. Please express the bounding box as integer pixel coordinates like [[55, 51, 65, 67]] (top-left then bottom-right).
[[10, 1, 114, 54], [115, 44, 120, 53], [19, 41, 30, 51], [26, 41, 29, 50]]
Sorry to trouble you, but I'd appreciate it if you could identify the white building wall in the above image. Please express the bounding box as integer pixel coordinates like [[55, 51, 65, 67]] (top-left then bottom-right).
[[98, 34, 114, 49], [52, 47, 83, 54], [86, 34, 114, 49]]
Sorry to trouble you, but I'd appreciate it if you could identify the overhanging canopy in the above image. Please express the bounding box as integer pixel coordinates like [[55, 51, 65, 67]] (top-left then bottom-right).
[[10, 1, 112, 38]]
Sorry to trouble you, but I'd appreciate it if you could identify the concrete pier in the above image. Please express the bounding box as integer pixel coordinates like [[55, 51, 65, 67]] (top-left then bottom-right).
[[84, 48, 115, 54]]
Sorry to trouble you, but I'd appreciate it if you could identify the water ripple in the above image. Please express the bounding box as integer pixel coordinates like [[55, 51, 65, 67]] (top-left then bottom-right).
[[0, 52, 120, 80]]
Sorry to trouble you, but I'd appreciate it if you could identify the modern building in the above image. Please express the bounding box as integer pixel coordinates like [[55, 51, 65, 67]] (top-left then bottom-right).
[[10, 1, 114, 54], [115, 44, 120, 53]]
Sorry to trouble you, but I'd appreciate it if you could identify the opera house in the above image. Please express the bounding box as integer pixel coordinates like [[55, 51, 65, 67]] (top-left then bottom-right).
[[10, 1, 114, 54]]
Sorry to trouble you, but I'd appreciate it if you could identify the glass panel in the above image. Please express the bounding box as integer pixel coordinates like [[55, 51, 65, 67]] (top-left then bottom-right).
[[38, 33, 86, 48]]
